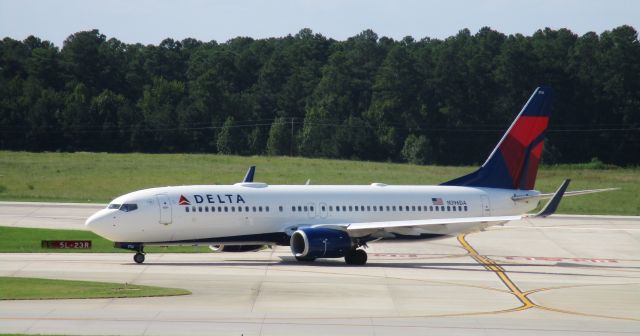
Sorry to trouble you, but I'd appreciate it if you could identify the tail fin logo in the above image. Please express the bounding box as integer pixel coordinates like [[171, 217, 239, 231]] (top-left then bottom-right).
[[441, 87, 553, 190], [178, 195, 191, 205]]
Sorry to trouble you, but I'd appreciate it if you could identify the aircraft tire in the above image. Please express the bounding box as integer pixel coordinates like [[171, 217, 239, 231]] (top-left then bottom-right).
[[134, 253, 145, 264], [345, 249, 367, 265]]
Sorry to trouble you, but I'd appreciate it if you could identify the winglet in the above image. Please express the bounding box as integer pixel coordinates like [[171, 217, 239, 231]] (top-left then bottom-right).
[[536, 179, 570, 217], [243, 166, 256, 183]]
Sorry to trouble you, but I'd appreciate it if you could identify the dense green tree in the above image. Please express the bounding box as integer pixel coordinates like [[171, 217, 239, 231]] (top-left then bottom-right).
[[0, 27, 639, 165], [266, 117, 291, 156], [401, 134, 433, 165]]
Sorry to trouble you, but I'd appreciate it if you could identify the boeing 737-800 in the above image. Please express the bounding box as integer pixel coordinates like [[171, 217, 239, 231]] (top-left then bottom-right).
[[85, 87, 614, 265]]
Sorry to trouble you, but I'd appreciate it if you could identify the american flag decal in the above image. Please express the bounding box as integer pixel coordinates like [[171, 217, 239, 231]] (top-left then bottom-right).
[[431, 197, 444, 206]]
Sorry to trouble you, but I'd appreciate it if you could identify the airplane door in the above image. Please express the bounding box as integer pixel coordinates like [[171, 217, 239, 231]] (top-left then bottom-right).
[[481, 195, 491, 216], [156, 194, 172, 225]]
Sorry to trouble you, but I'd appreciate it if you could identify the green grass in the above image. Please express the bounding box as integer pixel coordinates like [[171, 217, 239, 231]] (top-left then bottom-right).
[[0, 276, 190, 300], [0, 151, 638, 215], [0, 226, 209, 253]]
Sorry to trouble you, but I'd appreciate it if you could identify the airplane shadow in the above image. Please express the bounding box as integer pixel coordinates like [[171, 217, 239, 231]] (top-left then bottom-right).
[[131, 257, 640, 279]]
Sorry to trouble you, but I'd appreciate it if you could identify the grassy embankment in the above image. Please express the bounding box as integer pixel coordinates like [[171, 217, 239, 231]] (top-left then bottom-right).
[[0, 226, 208, 253], [1, 151, 637, 215], [0, 276, 190, 300]]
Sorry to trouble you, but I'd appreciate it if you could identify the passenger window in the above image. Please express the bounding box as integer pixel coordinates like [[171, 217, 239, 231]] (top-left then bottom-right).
[[224, 206, 228, 212], [329, 206, 333, 211], [412, 206, 416, 211], [185, 207, 189, 213], [238, 206, 242, 212], [218, 206, 222, 212], [336, 206, 340, 212], [211, 206, 215, 212], [259, 206, 263, 212], [298, 206, 302, 212], [349, 206, 353, 212], [354, 206, 358, 212], [458, 206, 462, 211], [321, 206, 325, 211], [266, 206, 269, 212], [292, 206, 296, 212], [464, 206, 468, 211], [253, 206, 257, 212], [304, 206, 308, 212], [452, 206, 456, 212], [310, 206, 314, 212], [392, 206, 396, 211], [342, 206, 346, 211], [279, 206, 283, 212], [447, 206, 451, 211], [198, 206, 202, 212], [205, 206, 209, 212], [386, 206, 390, 211], [435, 206, 439, 212], [430, 206, 433, 211], [231, 206, 235, 212], [192, 206, 196, 212], [398, 206, 403, 212], [417, 206, 421, 211]]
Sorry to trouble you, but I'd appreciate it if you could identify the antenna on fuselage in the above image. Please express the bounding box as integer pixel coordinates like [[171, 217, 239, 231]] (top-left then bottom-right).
[[243, 166, 256, 183]]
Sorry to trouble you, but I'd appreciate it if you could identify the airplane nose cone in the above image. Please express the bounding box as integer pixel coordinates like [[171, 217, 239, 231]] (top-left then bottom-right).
[[85, 209, 113, 237]]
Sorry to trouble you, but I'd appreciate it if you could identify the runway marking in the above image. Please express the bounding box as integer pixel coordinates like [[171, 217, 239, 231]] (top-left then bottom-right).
[[499, 256, 619, 263], [457, 233, 640, 321], [498, 226, 640, 232]]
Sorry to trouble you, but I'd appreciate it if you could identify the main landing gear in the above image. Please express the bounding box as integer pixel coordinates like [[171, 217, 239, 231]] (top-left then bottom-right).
[[344, 249, 368, 265]]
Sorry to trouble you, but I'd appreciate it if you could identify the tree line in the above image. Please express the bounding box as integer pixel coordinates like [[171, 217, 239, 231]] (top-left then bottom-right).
[[1, 26, 638, 165]]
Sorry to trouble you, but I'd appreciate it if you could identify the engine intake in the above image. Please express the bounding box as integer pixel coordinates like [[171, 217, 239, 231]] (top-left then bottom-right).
[[290, 227, 352, 259]]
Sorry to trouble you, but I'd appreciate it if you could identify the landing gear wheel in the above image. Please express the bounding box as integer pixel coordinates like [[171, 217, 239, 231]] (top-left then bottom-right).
[[345, 249, 367, 265], [134, 253, 145, 264], [295, 256, 316, 262]]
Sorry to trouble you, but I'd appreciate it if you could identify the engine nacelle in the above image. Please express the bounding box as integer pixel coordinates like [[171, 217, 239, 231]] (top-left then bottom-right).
[[209, 244, 266, 252], [290, 227, 352, 259]]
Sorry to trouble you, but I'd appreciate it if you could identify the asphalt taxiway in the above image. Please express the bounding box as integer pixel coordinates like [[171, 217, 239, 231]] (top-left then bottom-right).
[[0, 202, 639, 335]]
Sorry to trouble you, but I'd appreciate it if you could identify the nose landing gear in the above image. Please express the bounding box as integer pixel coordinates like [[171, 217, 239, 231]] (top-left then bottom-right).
[[114, 242, 146, 264], [133, 252, 145, 264]]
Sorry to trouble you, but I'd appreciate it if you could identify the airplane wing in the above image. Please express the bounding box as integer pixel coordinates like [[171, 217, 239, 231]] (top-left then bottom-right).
[[311, 215, 522, 237]]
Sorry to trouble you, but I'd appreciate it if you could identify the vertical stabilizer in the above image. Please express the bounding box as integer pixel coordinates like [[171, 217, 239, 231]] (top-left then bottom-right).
[[442, 87, 553, 190]]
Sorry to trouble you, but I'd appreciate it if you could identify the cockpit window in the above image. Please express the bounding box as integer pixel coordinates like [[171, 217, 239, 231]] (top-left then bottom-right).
[[119, 203, 138, 212], [108, 204, 121, 209]]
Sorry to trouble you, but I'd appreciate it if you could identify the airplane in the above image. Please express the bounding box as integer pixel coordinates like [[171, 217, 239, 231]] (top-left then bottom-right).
[[85, 87, 615, 265]]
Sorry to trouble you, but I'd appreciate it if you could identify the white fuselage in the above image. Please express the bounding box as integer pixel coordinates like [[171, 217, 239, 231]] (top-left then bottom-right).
[[85, 182, 539, 244]]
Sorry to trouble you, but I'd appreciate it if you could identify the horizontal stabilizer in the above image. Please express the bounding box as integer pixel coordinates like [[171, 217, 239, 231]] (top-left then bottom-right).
[[512, 187, 619, 202]]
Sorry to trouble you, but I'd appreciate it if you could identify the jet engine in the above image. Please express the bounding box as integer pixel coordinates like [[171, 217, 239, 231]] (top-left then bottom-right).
[[290, 227, 352, 259], [209, 244, 266, 252]]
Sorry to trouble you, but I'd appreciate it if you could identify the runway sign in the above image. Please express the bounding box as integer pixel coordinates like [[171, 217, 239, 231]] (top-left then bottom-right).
[[41, 240, 92, 249]]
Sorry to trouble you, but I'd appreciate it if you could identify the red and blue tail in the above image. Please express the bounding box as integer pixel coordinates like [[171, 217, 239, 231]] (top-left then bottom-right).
[[442, 87, 553, 190]]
